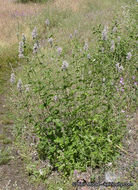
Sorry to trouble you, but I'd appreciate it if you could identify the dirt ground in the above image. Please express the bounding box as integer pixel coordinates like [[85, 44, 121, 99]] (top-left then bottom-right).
[[0, 92, 47, 190]]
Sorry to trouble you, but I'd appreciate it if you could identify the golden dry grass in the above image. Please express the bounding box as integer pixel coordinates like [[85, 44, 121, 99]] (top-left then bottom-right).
[[0, 0, 123, 49], [54, 0, 83, 12], [0, 0, 44, 48], [0, 0, 83, 49]]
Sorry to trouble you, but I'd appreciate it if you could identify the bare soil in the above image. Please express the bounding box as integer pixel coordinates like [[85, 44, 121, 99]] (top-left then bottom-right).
[[0, 93, 46, 190]]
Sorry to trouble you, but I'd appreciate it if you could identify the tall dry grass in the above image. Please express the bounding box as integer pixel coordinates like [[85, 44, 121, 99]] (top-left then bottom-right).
[[0, 0, 44, 91], [0, 0, 44, 48]]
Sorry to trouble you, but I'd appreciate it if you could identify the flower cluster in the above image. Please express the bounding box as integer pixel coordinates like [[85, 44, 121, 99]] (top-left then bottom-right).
[[69, 34, 73, 39], [24, 84, 30, 92], [32, 27, 37, 39], [117, 36, 121, 44], [112, 26, 117, 33], [87, 53, 91, 59], [102, 26, 108, 40], [120, 77, 125, 92], [110, 40, 115, 52], [17, 79, 23, 92], [45, 19, 50, 26], [126, 52, 132, 60], [83, 41, 88, 51], [120, 77, 124, 85], [18, 41, 24, 58], [48, 37, 53, 46], [33, 41, 40, 54], [22, 33, 26, 44], [56, 47, 62, 55], [54, 95, 58, 102], [10, 73, 16, 84], [62, 61, 69, 71], [116, 63, 124, 72]]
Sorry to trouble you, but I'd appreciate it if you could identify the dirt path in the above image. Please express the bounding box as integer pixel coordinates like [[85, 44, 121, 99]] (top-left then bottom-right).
[[0, 93, 47, 190], [0, 1, 46, 189]]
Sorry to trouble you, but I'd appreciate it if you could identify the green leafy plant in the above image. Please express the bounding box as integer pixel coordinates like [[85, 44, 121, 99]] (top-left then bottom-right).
[[10, 1, 137, 177]]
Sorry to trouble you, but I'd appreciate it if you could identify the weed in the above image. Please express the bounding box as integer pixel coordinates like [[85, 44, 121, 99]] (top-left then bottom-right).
[[10, 2, 137, 177]]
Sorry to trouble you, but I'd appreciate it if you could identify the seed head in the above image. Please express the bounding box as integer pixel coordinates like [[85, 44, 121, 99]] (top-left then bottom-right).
[[62, 61, 69, 71], [10, 73, 16, 84]]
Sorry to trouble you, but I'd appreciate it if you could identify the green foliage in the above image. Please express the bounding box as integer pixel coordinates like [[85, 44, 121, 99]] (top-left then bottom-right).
[[0, 148, 11, 165], [10, 2, 137, 177]]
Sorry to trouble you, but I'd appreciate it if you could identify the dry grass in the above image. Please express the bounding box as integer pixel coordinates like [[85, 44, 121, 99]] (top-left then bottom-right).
[[0, 0, 44, 48], [54, 0, 83, 12], [0, 0, 123, 49]]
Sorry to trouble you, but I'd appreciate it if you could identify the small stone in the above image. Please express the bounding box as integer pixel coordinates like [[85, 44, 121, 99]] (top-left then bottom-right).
[[105, 171, 117, 182]]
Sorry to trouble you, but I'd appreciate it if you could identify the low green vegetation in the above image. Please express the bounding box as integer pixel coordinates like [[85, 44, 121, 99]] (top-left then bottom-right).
[[0, 148, 11, 165]]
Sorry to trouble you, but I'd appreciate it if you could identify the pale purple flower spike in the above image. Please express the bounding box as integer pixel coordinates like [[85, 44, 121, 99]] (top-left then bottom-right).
[[48, 38, 53, 46], [62, 61, 69, 71], [102, 26, 108, 40], [126, 52, 132, 60], [32, 27, 37, 39], [110, 40, 115, 52], [17, 79, 23, 92], [57, 47, 62, 55], [18, 41, 24, 58], [83, 41, 88, 51], [45, 19, 50, 26], [10, 73, 16, 84]]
